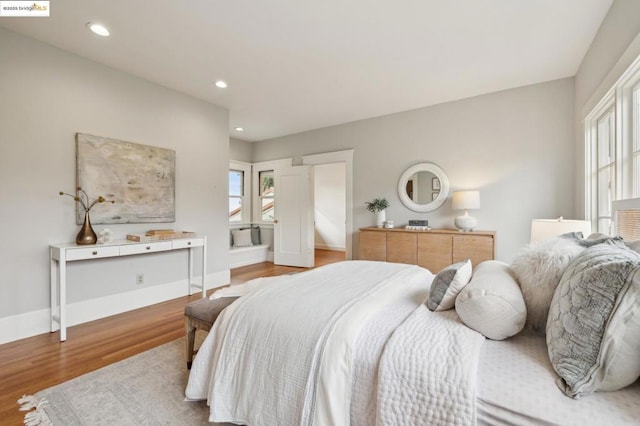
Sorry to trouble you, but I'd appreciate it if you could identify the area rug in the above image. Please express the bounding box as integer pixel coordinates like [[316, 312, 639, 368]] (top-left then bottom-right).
[[19, 337, 216, 425]]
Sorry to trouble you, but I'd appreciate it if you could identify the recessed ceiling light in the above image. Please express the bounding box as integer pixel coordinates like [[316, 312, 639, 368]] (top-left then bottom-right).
[[234, 127, 244, 132], [215, 80, 228, 89], [87, 22, 110, 37]]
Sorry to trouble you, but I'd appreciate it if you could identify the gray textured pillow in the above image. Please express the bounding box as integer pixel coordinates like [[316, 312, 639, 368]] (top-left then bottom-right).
[[576, 234, 624, 247], [627, 240, 640, 253], [426, 259, 472, 311], [546, 243, 640, 398]]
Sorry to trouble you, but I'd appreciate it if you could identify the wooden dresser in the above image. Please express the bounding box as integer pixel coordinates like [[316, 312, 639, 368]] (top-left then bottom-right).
[[359, 227, 495, 272]]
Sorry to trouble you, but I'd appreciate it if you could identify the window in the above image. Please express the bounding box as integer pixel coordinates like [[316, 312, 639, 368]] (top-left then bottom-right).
[[590, 105, 615, 234], [259, 170, 275, 221], [229, 169, 243, 222], [585, 55, 640, 233], [229, 161, 251, 223], [252, 158, 290, 224], [633, 85, 640, 197]]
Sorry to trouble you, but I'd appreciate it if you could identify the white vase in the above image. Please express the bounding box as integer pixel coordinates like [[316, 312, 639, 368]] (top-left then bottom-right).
[[375, 210, 386, 228]]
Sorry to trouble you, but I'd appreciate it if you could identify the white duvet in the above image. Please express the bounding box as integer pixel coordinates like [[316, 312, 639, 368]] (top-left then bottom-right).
[[185, 260, 484, 425]]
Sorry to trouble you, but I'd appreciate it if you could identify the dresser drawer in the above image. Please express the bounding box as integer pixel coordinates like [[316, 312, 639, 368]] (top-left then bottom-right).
[[452, 235, 494, 267], [359, 227, 495, 270], [387, 232, 417, 264], [66, 246, 120, 261], [172, 238, 203, 249], [119, 241, 173, 255]]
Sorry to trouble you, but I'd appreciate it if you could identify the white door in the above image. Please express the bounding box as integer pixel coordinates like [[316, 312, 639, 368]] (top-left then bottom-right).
[[274, 165, 314, 267]]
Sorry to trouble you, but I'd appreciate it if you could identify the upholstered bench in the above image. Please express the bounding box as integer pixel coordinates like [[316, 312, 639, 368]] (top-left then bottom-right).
[[184, 296, 239, 369]]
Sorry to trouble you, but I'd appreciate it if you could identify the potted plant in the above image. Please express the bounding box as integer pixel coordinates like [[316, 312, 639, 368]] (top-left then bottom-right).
[[365, 197, 390, 227]]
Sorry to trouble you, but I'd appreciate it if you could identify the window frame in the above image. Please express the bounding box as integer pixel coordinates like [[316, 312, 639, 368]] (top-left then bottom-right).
[[229, 160, 252, 224], [251, 158, 291, 225], [258, 170, 275, 222], [585, 54, 640, 233]]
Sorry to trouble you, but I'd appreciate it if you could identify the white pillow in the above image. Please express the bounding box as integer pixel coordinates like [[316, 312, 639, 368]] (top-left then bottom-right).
[[231, 228, 254, 248], [547, 243, 640, 397], [455, 261, 527, 340], [426, 259, 472, 311], [511, 237, 584, 334]]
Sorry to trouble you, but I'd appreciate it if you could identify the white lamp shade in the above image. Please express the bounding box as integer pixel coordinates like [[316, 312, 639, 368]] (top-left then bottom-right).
[[452, 191, 480, 210], [530, 218, 592, 243]]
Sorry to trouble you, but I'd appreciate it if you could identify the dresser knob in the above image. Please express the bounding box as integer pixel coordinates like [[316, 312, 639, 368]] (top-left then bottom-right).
[[92, 251, 98, 255], [187, 242, 191, 246], [146, 246, 151, 250]]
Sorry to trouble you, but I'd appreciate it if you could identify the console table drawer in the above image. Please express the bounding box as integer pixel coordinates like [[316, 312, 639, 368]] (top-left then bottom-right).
[[66, 246, 120, 261], [119, 241, 173, 255], [172, 238, 204, 249]]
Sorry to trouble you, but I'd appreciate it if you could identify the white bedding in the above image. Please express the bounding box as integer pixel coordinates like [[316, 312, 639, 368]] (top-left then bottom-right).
[[376, 307, 484, 425], [185, 260, 437, 425], [349, 282, 424, 426], [184, 260, 640, 426], [477, 334, 640, 425]]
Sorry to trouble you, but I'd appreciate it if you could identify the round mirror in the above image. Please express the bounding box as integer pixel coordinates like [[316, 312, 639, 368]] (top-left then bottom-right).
[[397, 162, 449, 212]]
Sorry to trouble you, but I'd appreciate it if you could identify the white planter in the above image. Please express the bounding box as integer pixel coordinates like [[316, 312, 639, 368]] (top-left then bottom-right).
[[375, 210, 386, 228]]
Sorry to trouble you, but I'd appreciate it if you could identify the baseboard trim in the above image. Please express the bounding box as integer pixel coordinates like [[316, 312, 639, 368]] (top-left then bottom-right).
[[315, 244, 346, 252], [0, 270, 230, 345]]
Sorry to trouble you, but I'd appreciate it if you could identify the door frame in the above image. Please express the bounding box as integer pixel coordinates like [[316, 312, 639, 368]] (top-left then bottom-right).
[[302, 149, 354, 260]]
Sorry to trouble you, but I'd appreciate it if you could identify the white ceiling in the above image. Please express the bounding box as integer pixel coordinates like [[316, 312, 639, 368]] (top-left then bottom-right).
[[1, 0, 613, 142]]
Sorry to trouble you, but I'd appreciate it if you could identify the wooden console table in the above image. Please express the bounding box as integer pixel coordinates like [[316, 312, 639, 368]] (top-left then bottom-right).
[[359, 227, 495, 272], [49, 236, 207, 341]]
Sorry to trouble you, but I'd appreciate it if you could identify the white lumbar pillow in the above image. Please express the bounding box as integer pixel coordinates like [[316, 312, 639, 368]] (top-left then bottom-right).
[[455, 260, 527, 340]]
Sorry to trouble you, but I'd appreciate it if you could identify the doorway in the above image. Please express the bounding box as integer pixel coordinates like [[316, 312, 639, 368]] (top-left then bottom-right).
[[302, 149, 354, 260], [314, 163, 346, 258]]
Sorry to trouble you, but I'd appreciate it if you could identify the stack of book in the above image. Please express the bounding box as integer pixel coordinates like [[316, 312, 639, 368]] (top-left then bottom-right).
[[126, 229, 196, 242]]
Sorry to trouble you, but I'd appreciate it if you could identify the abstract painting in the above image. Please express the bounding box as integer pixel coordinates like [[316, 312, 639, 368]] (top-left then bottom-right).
[[76, 133, 176, 224]]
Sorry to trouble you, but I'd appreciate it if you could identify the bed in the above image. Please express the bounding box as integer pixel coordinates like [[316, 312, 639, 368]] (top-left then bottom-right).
[[185, 204, 640, 425]]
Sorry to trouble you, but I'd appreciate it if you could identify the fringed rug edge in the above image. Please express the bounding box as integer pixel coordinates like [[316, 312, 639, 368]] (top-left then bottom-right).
[[18, 394, 52, 426]]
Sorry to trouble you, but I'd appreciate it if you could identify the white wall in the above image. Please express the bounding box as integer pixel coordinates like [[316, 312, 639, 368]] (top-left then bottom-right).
[[314, 163, 346, 251], [230, 137, 253, 163], [0, 28, 230, 342], [573, 0, 640, 213], [253, 78, 575, 264]]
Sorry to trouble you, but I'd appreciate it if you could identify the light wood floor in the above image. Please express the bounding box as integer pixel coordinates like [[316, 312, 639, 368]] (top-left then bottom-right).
[[0, 249, 345, 425]]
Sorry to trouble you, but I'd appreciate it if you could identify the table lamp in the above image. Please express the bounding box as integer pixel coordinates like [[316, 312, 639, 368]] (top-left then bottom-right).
[[530, 217, 592, 243], [452, 191, 480, 231]]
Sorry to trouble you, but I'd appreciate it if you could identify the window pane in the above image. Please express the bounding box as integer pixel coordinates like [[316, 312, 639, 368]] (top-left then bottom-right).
[[261, 197, 274, 221], [260, 171, 274, 196], [229, 170, 243, 196], [634, 86, 640, 153], [597, 109, 614, 167], [229, 196, 242, 222], [634, 87, 640, 197], [597, 165, 614, 218], [598, 217, 613, 236], [634, 151, 640, 198], [259, 170, 275, 222]]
